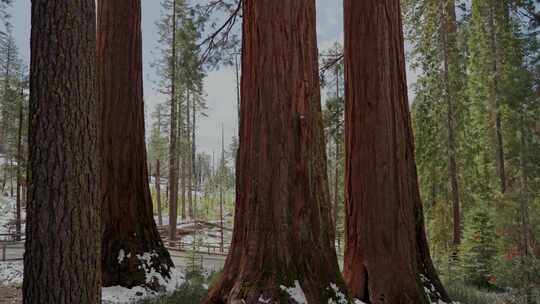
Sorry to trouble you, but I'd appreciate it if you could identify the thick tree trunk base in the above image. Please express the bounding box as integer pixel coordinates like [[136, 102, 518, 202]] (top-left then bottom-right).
[[204, 0, 346, 303], [97, 0, 174, 290], [206, 259, 348, 304], [343, 1, 450, 303], [102, 235, 173, 290]]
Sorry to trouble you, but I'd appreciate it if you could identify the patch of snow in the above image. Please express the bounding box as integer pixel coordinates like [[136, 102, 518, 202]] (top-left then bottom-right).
[[135, 250, 166, 286], [328, 283, 347, 304], [0, 261, 186, 304], [101, 285, 149, 304], [353, 300, 367, 304], [102, 266, 185, 304], [0, 195, 25, 241], [258, 295, 272, 303], [117, 249, 126, 264], [420, 274, 460, 304], [0, 261, 23, 286], [280, 280, 307, 304]]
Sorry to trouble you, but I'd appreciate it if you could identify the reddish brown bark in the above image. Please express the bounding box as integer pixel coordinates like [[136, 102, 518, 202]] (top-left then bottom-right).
[[203, 1, 346, 303], [343, 1, 450, 303], [97, 0, 173, 288], [24, 0, 100, 302]]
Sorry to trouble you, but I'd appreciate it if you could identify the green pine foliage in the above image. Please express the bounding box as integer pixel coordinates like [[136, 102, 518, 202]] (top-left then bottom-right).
[[405, 0, 540, 299], [459, 207, 498, 289], [0, 23, 28, 195]]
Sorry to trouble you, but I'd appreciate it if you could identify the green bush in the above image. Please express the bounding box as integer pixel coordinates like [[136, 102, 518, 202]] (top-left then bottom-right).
[[137, 269, 209, 304], [446, 282, 497, 304], [137, 281, 208, 304], [459, 207, 498, 289]]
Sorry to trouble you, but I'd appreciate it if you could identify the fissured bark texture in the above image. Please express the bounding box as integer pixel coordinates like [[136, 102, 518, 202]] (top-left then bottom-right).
[[97, 0, 173, 289], [342, 1, 450, 303], [24, 0, 100, 303], [203, 1, 346, 303]]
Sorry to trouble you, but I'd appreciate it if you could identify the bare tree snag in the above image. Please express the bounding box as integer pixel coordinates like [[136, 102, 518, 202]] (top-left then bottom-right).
[[156, 159, 163, 226], [15, 87, 23, 241], [203, 1, 346, 303], [23, 0, 100, 302], [343, 1, 450, 303], [97, 0, 173, 289], [168, 0, 179, 243]]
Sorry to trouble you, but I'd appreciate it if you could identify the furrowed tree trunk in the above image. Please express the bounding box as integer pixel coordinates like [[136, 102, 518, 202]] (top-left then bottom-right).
[[488, 2, 507, 194], [0, 39, 11, 155], [181, 142, 187, 220], [9, 157, 13, 197], [219, 124, 225, 253], [15, 90, 22, 241], [97, 0, 173, 288], [156, 159, 163, 226], [186, 89, 193, 219], [192, 97, 197, 219], [333, 64, 341, 238], [343, 1, 450, 303], [23, 0, 100, 302], [441, 0, 462, 247], [334, 138, 340, 236], [204, 1, 346, 303], [1, 167, 6, 194], [168, 0, 179, 244]]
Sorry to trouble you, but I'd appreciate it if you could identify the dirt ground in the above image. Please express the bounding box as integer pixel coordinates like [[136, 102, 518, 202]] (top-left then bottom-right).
[[0, 285, 22, 304]]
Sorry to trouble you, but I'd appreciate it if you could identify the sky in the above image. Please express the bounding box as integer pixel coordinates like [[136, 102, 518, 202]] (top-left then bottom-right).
[[8, 0, 414, 156]]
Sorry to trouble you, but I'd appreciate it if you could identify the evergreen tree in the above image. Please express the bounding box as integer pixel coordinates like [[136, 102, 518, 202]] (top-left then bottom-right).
[[404, 0, 468, 261], [459, 207, 498, 289]]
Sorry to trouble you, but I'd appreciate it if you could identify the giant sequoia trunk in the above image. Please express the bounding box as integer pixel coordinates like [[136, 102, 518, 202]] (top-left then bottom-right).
[[203, 1, 346, 303], [23, 0, 100, 303], [97, 0, 173, 288], [343, 1, 450, 303]]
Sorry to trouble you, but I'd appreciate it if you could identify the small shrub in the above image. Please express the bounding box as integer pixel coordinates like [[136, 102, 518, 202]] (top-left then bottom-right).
[[446, 282, 498, 304], [137, 282, 208, 304], [138, 268, 210, 304]]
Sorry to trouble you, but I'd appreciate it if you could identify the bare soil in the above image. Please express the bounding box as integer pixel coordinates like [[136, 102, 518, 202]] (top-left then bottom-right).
[[0, 285, 22, 304]]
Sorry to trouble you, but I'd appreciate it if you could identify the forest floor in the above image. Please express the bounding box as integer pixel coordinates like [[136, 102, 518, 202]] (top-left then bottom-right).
[[0, 196, 24, 241], [0, 195, 229, 303], [0, 260, 196, 304], [0, 285, 20, 304]]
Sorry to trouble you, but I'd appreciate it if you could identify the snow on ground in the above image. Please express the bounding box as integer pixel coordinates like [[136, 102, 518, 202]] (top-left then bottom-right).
[[280, 281, 308, 304], [0, 261, 186, 304], [102, 266, 185, 304], [179, 227, 232, 247], [0, 261, 23, 286], [328, 283, 348, 304], [0, 195, 25, 241]]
